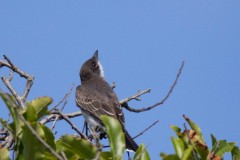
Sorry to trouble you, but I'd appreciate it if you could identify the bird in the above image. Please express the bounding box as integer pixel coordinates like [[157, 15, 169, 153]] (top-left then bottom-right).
[[75, 50, 139, 152]]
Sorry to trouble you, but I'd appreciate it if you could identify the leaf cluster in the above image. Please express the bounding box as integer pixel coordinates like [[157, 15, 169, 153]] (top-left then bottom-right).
[[160, 115, 240, 160], [0, 93, 149, 160]]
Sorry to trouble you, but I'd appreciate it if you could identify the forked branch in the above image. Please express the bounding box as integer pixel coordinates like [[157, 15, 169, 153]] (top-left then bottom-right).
[[0, 55, 34, 109], [121, 61, 185, 113]]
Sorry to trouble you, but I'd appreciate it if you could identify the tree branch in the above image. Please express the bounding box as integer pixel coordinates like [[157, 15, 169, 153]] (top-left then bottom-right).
[[133, 120, 159, 139], [0, 92, 64, 160], [1, 55, 34, 109], [121, 61, 185, 113], [54, 109, 88, 140], [40, 111, 82, 124], [0, 55, 63, 159], [120, 89, 151, 104], [50, 84, 75, 112]]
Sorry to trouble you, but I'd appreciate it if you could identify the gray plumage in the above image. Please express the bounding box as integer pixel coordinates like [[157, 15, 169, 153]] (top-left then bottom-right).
[[75, 50, 138, 151]]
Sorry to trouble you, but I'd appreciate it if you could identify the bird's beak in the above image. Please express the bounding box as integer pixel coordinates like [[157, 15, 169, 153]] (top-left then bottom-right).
[[93, 50, 98, 60]]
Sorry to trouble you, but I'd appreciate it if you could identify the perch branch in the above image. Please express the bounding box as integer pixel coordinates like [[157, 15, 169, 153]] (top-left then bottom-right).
[[121, 61, 184, 113], [55, 109, 87, 139], [48, 84, 75, 130], [40, 111, 82, 124], [120, 89, 151, 104]]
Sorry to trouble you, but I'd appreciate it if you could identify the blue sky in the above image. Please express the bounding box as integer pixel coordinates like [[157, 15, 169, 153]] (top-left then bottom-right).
[[0, 1, 240, 159]]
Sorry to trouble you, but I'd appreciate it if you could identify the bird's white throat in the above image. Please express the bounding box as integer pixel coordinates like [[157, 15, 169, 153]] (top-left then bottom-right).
[[98, 61, 104, 78]]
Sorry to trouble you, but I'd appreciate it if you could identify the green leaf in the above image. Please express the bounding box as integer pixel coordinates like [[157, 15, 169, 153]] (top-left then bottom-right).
[[233, 155, 240, 160], [160, 153, 179, 160], [101, 115, 125, 160], [41, 152, 58, 160], [28, 96, 52, 119], [0, 92, 24, 136], [210, 134, 217, 147], [133, 144, 150, 160], [212, 140, 235, 157], [0, 148, 10, 160], [41, 125, 56, 150], [170, 125, 181, 134], [0, 119, 12, 134], [24, 103, 37, 122], [182, 147, 193, 160], [183, 114, 205, 143], [20, 122, 48, 160], [232, 146, 240, 160], [56, 135, 98, 159], [171, 137, 184, 159], [100, 151, 112, 160], [195, 143, 208, 160]]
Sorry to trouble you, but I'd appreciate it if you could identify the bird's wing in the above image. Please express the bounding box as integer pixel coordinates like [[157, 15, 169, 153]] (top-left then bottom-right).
[[76, 85, 125, 126]]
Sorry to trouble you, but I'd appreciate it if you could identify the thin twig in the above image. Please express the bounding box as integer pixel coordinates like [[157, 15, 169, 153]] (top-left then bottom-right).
[[0, 93, 64, 160], [16, 106, 64, 160], [55, 109, 88, 140], [1, 77, 25, 110], [1, 55, 34, 108], [40, 111, 82, 124], [3, 55, 34, 103], [60, 84, 74, 111], [48, 84, 75, 130], [122, 61, 185, 113], [50, 115, 60, 130], [133, 120, 159, 139], [0, 127, 13, 149], [120, 89, 151, 104], [50, 84, 75, 112], [1, 55, 31, 79], [0, 55, 62, 159]]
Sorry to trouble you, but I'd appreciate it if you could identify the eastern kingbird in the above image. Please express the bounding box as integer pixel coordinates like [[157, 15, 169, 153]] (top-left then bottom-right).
[[75, 50, 139, 152]]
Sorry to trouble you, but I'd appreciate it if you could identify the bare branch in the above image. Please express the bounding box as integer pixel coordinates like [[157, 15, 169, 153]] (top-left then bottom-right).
[[120, 89, 151, 104], [0, 93, 64, 160], [1, 55, 34, 108], [50, 115, 60, 130], [41, 111, 82, 124], [1, 77, 25, 110], [50, 83, 75, 112], [0, 128, 14, 149], [122, 61, 185, 113], [16, 107, 64, 160], [47, 84, 75, 130], [1, 55, 32, 79], [55, 109, 88, 140], [1, 55, 63, 159], [133, 120, 159, 139]]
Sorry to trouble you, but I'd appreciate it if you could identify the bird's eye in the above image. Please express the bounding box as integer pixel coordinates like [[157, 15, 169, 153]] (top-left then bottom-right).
[[92, 61, 97, 67]]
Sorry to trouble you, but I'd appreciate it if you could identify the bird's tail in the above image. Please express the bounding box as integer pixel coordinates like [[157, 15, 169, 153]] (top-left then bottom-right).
[[124, 128, 139, 152]]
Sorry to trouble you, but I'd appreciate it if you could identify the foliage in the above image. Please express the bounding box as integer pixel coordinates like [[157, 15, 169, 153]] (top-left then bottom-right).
[[0, 93, 150, 160], [0, 93, 240, 159], [160, 114, 240, 160]]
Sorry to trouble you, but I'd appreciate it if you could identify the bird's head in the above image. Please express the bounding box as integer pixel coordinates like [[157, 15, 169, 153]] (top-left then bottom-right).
[[80, 50, 104, 82]]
